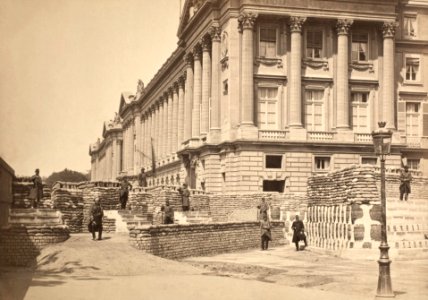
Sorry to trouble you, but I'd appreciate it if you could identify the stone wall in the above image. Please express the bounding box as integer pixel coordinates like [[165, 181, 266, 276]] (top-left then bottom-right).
[[129, 221, 286, 259], [0, 225, 69, 266]]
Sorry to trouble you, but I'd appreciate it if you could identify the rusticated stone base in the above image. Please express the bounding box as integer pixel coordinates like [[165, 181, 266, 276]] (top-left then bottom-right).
[[129, 221, 286, 259]]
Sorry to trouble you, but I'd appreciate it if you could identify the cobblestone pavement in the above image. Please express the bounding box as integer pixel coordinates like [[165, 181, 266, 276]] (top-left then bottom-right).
[[0, 234, 427, 300]]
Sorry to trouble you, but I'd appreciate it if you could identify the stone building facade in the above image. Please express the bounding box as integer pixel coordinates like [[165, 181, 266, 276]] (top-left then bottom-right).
[[89, 0, 428, 194]]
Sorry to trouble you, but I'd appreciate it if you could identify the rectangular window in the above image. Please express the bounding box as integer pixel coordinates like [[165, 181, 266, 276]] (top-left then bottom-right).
[[405, 57, 420, 82], [361, 157, 377, 166], [404, 16, 416, 38], [265, 155, 282, 169], [258, 87, 278, 129], [407, 159, 420, 170], [406, 102, 420, 137], [263, 180, 285, 193], [306, 30, 323, 59], [259, 27, 277, 58], [305, 90, 324, 131], [352, 92, 369, 132], [352, 33, 368, 62], [314, 156, 330, 171]]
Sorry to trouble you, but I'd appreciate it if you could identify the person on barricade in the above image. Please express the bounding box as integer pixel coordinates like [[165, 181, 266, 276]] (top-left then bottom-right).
[[89, 198, 104, 241], [260, 214, 272, 250], [163, 200, 174, 224], [292, 215, 307, 251], [30, 168, 43, 208], [119, 177, 133, 209], [139, 168, 147, 188], [178, 183, 190, 211], [258, 197, 269, 220], [399, 165, 412, 201]]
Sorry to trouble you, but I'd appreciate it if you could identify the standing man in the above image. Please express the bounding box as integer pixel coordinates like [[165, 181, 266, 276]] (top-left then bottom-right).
[[258, 197, 269, 220], [291, 215, 307, 251], [260, 214, 272, 250], [89, 198, 104, 240], [399, 165, 412, 201], [178, 183, 190, 211], [119, 177, 132, 209], [139, 168, 147, 188], [163, 200, 174, 224], [30, 168, 43, 208]]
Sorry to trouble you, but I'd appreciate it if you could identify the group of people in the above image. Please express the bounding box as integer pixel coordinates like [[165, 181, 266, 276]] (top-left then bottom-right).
[[258, 198, 307, 251]]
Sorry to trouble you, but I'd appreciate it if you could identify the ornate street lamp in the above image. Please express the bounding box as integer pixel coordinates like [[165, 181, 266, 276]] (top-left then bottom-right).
[[372, 121, 394, 298]]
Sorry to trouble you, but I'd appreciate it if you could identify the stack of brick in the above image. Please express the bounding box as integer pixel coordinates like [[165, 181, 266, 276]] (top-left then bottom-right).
[[51, 187, 84, 233], [307, 165, 379, 206], [12, 180, 52, 208], [129, 221, 286, 259], [0, 225, 69, 266]]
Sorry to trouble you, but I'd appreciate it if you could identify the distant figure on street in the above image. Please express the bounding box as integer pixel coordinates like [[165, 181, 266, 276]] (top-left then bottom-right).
[[178, 183, 190, 211], [89, 198, 104, 240], [163, 200, 174, 224], [292, 215, 307, 251], [260, 214, 272, 250], [399, 165, 412, 201], [258, 197, 269, 220], [119, 178, 133, 209], [30, 168, 43, 208], [138, 168, 147, 188]]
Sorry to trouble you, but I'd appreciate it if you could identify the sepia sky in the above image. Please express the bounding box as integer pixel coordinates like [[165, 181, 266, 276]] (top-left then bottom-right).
[[0, 0, 181, 176]]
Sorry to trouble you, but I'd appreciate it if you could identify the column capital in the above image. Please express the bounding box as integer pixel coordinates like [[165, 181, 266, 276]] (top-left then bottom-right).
[[382, 21, 398, 38], [163, 92, 169, 102], [336, 19, 353, 35], [201, 35, 211, 52], [209, 25, 221, 42], [178, 74, 186, 88], [173, 81, 179, 92], [238, 12, 258, 33], [193, 44, 202, 61], [184, 52, 193, 67], [167, 87, 174, 97], [289, 16, 306, 33]]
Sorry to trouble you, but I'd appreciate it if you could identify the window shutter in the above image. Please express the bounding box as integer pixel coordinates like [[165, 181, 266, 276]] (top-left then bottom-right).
[[423, 103, 428, 136], [397, 102, 406, 133]]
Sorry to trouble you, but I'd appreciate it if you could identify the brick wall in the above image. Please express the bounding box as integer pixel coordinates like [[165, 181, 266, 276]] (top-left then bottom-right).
[[0, 225, 69, 266], [129, 221, 286, 259]]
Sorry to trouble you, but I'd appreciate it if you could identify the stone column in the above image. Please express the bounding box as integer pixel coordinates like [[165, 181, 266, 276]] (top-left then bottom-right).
[[122, 125, 127, 173], [382, 22, 397, 130], [141, 114, 146, 168], [209, 25, 221, 141], [116, 139, 122, 178], [336, 19, 353, 130], [238, 12, 257, 127], [172, 83, 179, 154], [159, 97, 165, 160], [192, 44, 202, 139], [166, 90, 173, 155], [145, 111, 151, 169], [184, 55, 194, 143], [288, 16, 306, 128], [134, 113, 141, 173], [153, 103, 159, 164], [129, 119, 135, 174], [178, 75, 186, 148], [201, 35, 211, 137]]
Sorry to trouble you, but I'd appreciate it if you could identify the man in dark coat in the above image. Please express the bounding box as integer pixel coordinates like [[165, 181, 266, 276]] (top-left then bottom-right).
[[258, 197, 269, 220], [119, 178, 133, 209], [138, 168, 147, 188], [89, 198, 104, 240], [163, 200, 174, 224], [260, 214, 272, 250], [292, 215, 307, 251], [178, 183, 190, 211], [399, 165, 412, 201], [30, 168, 43, 208]]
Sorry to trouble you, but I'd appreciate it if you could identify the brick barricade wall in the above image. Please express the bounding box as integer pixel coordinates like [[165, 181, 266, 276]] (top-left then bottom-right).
[[0, 225, 69, 266], [51, 187, 84, 233], [377, 172, 428, 200], [12, 181, 52, 208], [129, 221, 286, 259]]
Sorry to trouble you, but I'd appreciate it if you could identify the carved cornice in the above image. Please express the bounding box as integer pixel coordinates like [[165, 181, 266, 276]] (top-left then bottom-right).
[[289, 16, 306, 33], [255, 57, 283, 68], [201, 35, 211, 52], [302, 58, 329, 71], [193, 44, 202, 60], [336, 19, 353, 35], [209, 25, 221, 42], [238, 12, 258, 33], [382, 21, 398, 38]]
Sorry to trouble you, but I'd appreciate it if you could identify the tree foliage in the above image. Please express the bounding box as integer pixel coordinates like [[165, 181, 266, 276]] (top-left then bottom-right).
[[45, 168, 89, 187]]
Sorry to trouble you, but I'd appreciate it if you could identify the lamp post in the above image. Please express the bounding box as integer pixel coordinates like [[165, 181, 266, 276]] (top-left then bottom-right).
[[372, 121, 394, 298]]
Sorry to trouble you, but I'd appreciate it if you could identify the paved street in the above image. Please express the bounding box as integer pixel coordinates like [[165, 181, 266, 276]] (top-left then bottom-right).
[[0, 233, 427, 300]]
